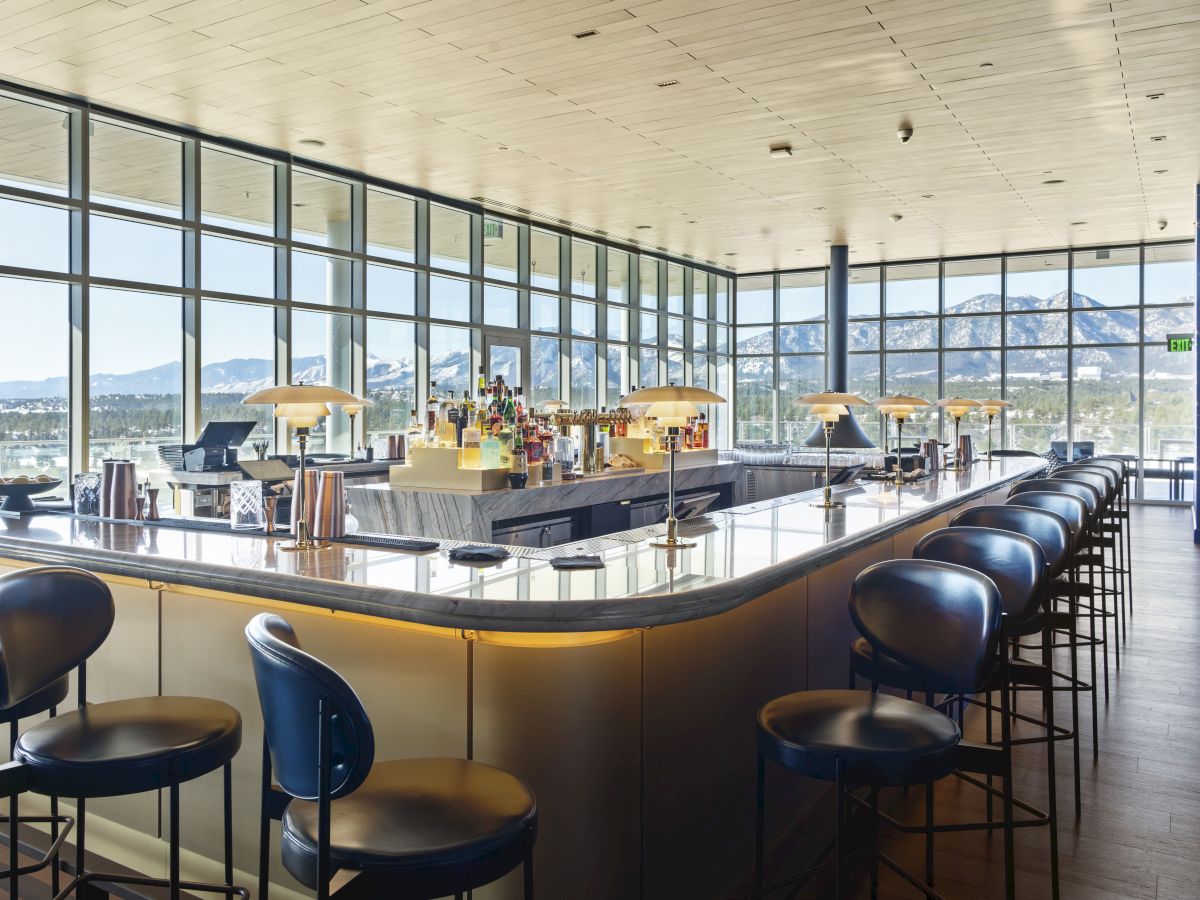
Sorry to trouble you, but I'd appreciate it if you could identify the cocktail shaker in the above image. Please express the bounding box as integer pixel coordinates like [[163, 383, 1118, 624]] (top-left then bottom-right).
[[290, 469, 319, 536], [106, 461, 138, 519], [312, 471, 346, 540]]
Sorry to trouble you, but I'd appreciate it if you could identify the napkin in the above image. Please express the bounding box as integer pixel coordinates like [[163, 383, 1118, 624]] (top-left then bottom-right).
[[448, 545, 511, 564], [550, 555, 604, 571]]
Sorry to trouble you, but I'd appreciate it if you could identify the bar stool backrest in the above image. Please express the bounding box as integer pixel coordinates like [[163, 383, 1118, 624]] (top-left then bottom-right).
[[1010, 478, 1100, 519], [913, 527, 1045, 624], [0, 566, 113, 711], [850, 559, 1002, 694], [246, 613, 375, 801], [1004, 492, 1089, 553], [1053, 469, 1114, 506], [950, 505, 1071, 580]]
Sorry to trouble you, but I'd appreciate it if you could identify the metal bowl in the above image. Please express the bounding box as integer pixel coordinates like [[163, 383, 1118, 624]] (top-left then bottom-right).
[[0, 478, 63, 512]]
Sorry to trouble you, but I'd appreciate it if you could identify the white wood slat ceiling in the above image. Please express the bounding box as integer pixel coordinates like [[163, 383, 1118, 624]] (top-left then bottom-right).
[[0, 0, 1195, 271]]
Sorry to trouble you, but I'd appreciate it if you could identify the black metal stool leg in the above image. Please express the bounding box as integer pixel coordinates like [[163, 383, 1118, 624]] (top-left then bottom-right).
[[523, 845, 534, 900], [869, 787, 880, 899], [8, 790, 18, 898], [834, 758, 845, 900], [1069, 607, 1082, 816], [169, 784, 180, 900], [223, 763, 233, 888], [754, 752, 766, 890], [75, 798, 85, 900], [1042, 624, 1061, 899], [999, 671, 1016, 900], [1084, 564, 1099, 760]]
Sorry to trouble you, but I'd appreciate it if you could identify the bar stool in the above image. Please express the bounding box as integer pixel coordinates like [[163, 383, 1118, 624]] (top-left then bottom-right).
[[0, 566, 246, 900], [1053, 467, 1126, 645], [246, 613, 537, 900], [1059, 461, 1133, 631], [755, 559, 1015, 900], [950, 504, 1086, 815]]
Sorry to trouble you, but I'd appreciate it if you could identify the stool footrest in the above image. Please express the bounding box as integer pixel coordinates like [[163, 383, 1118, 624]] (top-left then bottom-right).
[[53, 872, 249, 900]]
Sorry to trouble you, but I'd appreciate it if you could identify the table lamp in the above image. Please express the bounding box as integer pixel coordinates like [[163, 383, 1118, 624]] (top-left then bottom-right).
[[977, 399, 1012, 464], [935, 398, 981, 471], [795, 391, 868, 508], [871, 395, 931, 486], [620, 384, 725, 550], [243, 383, 362, 551], [336, 398, 372, 459]]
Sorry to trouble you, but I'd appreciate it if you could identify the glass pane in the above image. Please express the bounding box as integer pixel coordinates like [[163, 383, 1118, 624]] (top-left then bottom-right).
[[531, 336, 562, 408], [429, 325, 471, 397], [1144, 244, 1194, 306], [694, 322, 709, 352], [0, 96, 68, 196], [531, 293, 558, 332], [1073, 309, 1139, 344], [714, 357, 731, 447], [639, 258, 659, 308], [737, 275, 773, 323], [944, 258, 1001, 313], [779, 355, 825, 444], [848, 353, 881, 406], [735, 357, 773, 442], [291, 171, 352, 249], [639, 348, 659, 387], [885, 318, 938, 350], [90, 120, 181, 216], [606, 305, 628, 342], [1144, 306, 1194, 342], [1143, 345, 1194, 479], [714, 277, 730, 322], [200, 300, 274, 450], [201, 147, 274, 235], [605, 345, 627, 408], [429, 204, 471, 273], [293, 250, 351, 307], [942, 315, 1000, 349], [366, 263, 416, 316], [715, 326, 730, 354], [667, 263, 684, 314], [366, 318, 417, 437], [779, 272, 824, 322], [1006, 312, 1067, 346], [943, 350, 1001, 444], [202, 234, 274, 297], [571, 239, 597, 297], [570, 340, 597, 407], [292, 309, 352, 454], [1005, 348, 1067, 452], [778, 323, 823, 353], [91, 215, 181, 285], [667, 316, 684, 348], [487, 343, 521, 389], [1072, 345, 1139, 455], [89, 288, 181, 489], [571, 300, 596, 337], [1006, 253, 1067, 310], [849, 267, 880, 319], [484, 285, 518, 328], [366, 190, 416, 263], [849, 321, 880, 352], [0, 278, 69, 482], [693, 270, 710, 319], [1072, 247, 1140, 307], [692, 356, 710, 389], [429, 275, 471, 322], [885, 352, 938, 434], [0, 198, 68, 272], [530, 229, 559, 291], [483, 217, 518, 281], [607, 249, 631, 302], [667, 350, 684, 385], [736, 325, 771, 354], [640, 311, 659, 344], [885, 262, 938, 316]]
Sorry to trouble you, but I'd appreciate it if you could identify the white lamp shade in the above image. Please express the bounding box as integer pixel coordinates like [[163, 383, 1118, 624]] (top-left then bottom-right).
[[887, 405, 917, 420], [243, 383, 361, 406], [871, 394, 930, 409], [273, 402, 330, 428], [810, 403, 848, 423], [797, 391, 868, 407], [620, 385, 725, 406], [646, 400, 700, 427], [978, 398, 1012, 416], [935, 397, 981, 418]]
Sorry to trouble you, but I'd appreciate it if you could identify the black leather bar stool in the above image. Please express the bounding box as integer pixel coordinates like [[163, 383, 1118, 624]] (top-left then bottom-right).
[[755, 560, 1015, 900], [0, 566, 246, 900], [1059, 460, 1133, 632], [950, 504, 1086, 815], [246, 613, 537, 900], [1053, 467, 1126, 645]]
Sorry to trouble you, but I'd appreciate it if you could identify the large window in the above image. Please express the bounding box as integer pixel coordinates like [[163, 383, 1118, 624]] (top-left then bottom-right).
[[200, 300, 274, 451]]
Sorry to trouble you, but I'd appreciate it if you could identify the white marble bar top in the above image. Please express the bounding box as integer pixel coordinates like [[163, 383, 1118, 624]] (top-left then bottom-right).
[[0, 460, 1042, 633]]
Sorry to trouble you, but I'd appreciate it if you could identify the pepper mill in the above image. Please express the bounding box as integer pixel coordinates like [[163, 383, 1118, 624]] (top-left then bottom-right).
[[264, 495, 278, 534], [145, 488, 160, 521]]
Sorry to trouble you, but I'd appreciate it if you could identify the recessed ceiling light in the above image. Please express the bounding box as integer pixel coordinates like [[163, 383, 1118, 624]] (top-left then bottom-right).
[[636, 224, 653, 230], [1150, 135, 1167, 141], [794, 248, 804, 252], [1043, 178, 1065, 185], [979, 62, 994, 68], [814, 206, 826, 211], [724, 252, 738, 257], [292, 202, 307, 208], [574, 29, 598, 39], [768, 143, 793, 158], [1071, 221, 1088, 226], [1154, 169, 1168, 174], [1146, 92, 1164, 100], [297, 138, 325, 148], [496, 145, 509, 151], [656, 80, 679, 88], [687, 219, 698, 224], [889, 214, 903, 223], [922, 194, 934, 199]]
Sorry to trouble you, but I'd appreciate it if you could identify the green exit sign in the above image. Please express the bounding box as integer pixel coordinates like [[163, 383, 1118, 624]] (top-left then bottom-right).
[[1167, 333, 1193, 353]]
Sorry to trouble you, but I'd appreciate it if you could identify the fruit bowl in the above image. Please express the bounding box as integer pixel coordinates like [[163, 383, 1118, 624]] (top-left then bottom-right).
[[0, 476, 63, 513]]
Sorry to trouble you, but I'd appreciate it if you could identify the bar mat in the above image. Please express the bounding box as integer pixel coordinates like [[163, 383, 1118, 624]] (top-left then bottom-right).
[[550, 555, 604, 571]]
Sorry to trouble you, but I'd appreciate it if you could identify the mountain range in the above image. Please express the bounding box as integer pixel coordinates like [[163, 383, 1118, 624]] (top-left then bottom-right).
[[0, 290, 1191, 400]]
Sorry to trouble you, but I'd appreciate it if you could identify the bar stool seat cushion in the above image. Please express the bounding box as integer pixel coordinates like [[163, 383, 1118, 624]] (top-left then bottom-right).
[[0, 675, 68, 724], [758, 690, 959, 786], [13, 696, 242, 798], [280, 758, 537, 891]]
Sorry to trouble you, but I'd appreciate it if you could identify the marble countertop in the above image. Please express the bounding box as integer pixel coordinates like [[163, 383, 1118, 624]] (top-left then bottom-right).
[[0, 460, 1041, 633]]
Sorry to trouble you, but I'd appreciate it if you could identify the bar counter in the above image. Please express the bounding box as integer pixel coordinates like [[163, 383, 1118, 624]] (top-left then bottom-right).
[[0, 458, 1041, 900]]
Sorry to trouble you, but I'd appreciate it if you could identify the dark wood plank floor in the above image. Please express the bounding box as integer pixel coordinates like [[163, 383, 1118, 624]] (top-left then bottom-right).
[[788, 504, 1200, 900]]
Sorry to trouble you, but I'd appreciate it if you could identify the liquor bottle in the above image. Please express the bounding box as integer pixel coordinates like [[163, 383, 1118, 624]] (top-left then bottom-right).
[[481, 432, 501, 468], [683, 417, 694, 450], [515, 386, 526, 423], [503, 389, 517, 425], [510, 424, 526, 474], [425, 381, 440, 444], [525, 422, 544, 468], [457, 391, 471, 447], [699, 412, 709, 448], [440, 393, 458, 446], [406, 409, 425, 452], [460, 425, 481, 468], [498, 422, 513, 468], [477, 366, 486, 396]]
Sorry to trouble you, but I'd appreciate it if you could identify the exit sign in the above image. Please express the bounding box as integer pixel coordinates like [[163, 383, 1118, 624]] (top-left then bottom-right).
[[1167, 333, 1193, 353]]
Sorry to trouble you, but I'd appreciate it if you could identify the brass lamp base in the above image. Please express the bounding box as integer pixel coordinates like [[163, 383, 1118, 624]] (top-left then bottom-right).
[[810, 499, 844, 509], [278, 540, 332, 553], [650, 537, 696, 550]]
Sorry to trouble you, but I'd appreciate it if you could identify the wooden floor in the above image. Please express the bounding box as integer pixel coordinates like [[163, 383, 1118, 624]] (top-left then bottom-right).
[[787, 503, 1200, 900]]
